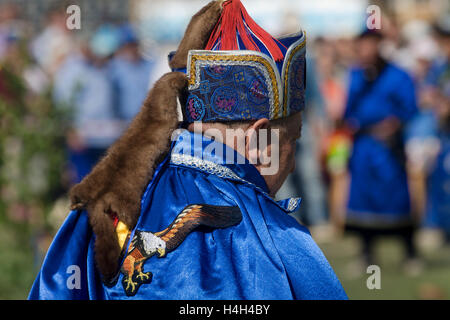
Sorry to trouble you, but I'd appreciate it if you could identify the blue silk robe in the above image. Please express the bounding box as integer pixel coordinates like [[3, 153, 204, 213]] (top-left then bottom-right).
[[29, 130, 347, 300], [344, 63, 418, 227]]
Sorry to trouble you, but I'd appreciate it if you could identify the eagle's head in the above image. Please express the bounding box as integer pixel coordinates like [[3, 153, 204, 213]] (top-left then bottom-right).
[[139, 232, 167, 257]]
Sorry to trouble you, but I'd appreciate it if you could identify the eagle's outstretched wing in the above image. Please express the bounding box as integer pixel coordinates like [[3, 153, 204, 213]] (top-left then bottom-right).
[[115, 203, 242, 295], [155, 204, 242, 253]]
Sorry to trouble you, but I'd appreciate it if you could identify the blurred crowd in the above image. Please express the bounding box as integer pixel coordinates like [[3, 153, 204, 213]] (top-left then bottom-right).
[[0, 0, 449, 292], [279, 14, 450, 275], [0, 3, 154, 263]]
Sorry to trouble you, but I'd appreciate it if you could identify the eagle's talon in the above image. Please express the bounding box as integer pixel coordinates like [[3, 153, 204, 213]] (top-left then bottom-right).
[[122, 276, 137, 295], [135, 271, 152, 283]]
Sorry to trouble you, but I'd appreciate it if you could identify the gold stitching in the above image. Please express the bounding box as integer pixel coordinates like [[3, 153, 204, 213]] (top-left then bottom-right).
[[283, 38, 306, 117]]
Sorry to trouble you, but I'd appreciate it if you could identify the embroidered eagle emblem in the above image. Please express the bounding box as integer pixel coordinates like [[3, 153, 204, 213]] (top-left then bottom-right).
[[119, 204, 242, 296]]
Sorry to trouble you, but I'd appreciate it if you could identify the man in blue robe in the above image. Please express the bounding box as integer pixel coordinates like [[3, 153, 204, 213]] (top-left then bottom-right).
[[343, 30, 419, 266], [109, 24, 154, 122], [29, 0, 347, 300]]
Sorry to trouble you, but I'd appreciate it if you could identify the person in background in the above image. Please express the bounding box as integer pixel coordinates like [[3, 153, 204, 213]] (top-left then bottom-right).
[[53, 24, 125, 183], [315, 37, 351, 234], [109, 24, 154, 122], [403, 25, 441, 244], [343, 30, 420, 272], [30, 4, 74, 77], [0, 3, 24, 61], [420, 22, 450, 241]]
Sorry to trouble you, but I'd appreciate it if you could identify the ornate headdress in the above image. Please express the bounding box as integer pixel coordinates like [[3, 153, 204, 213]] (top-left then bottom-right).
[[170, 0, 306, 122]]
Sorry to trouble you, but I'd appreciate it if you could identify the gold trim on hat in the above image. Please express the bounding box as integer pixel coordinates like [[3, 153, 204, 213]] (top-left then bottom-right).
[[187, 50, 282, 119], [281, 32, 307, 117]]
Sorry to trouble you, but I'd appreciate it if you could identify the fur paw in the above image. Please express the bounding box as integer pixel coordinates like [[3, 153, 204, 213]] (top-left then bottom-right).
[[160, 72, 188, 91], [69, 182, 92, 211]]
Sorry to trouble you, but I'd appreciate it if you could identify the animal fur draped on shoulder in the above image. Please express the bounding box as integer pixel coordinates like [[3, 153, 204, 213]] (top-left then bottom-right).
[[70, 72, 187, 280], [68, 0, 225, 282]]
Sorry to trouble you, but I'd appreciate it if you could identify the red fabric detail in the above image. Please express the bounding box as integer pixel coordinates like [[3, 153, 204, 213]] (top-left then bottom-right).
[[106, 209, 119, 228], [205, 0, 285, 62], [113, 216, 119, 228]]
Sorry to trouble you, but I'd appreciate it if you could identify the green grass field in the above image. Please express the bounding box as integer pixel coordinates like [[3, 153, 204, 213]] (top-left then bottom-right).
[[319, 235, 450, 299], [0, 223, 36, 300]]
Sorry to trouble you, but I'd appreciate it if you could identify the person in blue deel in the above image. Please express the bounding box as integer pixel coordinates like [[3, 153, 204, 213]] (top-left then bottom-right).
[[29, 0, 347, 300], [343, 30, 419, 268], [109, 24, 154, 122]]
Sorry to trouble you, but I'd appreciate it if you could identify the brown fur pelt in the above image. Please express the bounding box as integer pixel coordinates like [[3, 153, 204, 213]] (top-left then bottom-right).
[[69, 0, 225, 282], [169, 0, 225, 70], [70, 72, 187, 281]]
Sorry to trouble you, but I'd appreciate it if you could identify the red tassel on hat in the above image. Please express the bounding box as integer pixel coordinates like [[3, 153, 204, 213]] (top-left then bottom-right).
[[205, 0, 285, 62]]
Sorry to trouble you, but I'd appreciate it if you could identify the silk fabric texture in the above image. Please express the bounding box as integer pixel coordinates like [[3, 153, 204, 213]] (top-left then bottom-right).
[[29, 130, 347, 300]]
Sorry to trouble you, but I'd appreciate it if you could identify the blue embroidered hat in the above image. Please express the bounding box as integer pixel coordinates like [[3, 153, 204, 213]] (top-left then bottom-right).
[[171, 0, 306, 122]]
